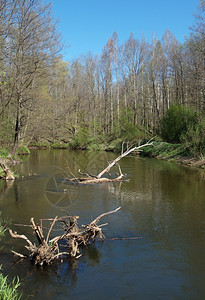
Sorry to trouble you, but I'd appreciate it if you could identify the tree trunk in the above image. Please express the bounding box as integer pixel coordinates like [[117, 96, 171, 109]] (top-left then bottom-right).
[[0, 159, 15, 180]]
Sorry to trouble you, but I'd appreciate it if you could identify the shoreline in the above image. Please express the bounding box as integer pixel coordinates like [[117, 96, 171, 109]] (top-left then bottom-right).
[[28, 142, 205, 170]]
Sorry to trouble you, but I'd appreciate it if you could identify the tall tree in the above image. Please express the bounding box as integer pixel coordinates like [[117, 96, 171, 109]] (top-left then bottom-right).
[[1, 0, 61, 151]]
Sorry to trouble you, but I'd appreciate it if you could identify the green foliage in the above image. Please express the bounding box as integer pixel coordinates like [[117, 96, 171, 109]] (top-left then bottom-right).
[[160, 104, 205, 157], [181, 114, 205, 157], [0, 148, 9, 159], [16, 145, 30, 156], [160, 104, 197, 144], [0, 149, 9, 178], [68, 111, 152, 152], [114, 110, 137, 140], [0, 266, 21, 300], [106, 138, 124, 152], [0, 116, 14, 147], [0, 167, 5, 179], [142, 141, 190, 159], [86, 142, 105, 151], [114, 109, 151, 141], [86, 135, 107, 151], [50, 142, 69, 149], [28, 140, 51, 148], [69, 127, 90, 149]]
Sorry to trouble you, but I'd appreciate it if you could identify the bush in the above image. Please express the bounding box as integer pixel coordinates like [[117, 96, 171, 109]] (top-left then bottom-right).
[[16, 145, 30, 156], [181, 115, 205, 157], [160, 104, 197, 143], [69, 127, 90, 149]]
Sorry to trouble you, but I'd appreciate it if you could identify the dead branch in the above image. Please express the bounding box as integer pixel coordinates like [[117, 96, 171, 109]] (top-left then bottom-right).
[[66, 140, 153, 184], [89, 207, 121, 225], [96, 140, 154, 179], [9, 218, 66, 266], [30, 217, 45, 245], [62, 206, 121, 256], [78, 169, 98, 179], [46, 216, 58, 243], [9, 207, 121, 264], [77, 175, 125, 184], [9, 229, 34, 249], [12, 251, 26, 258], [0, 158, 15, 180]]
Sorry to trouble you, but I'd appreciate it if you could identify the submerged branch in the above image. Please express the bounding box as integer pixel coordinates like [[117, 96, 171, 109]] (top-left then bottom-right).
[[96, 140, 154, 179], [66, 140, 153, 184], [9, 207, 121, 265]]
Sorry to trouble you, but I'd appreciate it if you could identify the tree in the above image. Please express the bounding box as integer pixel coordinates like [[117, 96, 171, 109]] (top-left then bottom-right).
[[0, 0, 62, 152], [185, 0, 205, 111]]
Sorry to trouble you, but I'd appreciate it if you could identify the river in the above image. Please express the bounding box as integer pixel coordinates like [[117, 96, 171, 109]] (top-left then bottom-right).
[[0, 149, 205, 299]]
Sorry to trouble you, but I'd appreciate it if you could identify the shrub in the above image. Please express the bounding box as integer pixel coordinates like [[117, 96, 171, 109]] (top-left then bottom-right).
[[160, 104, 197, 143], [16, 145, 30, 156], [69, 127, 90, 149], [181, 115, 205, 157]]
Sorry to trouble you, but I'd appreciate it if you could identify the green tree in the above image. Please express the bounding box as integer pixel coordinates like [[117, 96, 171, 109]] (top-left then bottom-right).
[[160, 104, 197, 143]]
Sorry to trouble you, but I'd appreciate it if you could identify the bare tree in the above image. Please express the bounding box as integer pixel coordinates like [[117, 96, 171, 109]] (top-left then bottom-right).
[[0, 0, 62, 151]]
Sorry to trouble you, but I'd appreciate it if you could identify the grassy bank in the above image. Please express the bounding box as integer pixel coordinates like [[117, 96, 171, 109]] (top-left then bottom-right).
[[141, 141, 205, 169], [28, 137, 205, 169], [0, 145, 30, 179]]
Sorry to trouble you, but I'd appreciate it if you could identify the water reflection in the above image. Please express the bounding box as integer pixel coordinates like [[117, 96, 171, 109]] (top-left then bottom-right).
[[0, 179, 14, 200]]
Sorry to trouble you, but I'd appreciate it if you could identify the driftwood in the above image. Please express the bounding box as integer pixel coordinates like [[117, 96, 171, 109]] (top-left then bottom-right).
[[68, 140, 153, 184], [9, 216, 67, 265], [9, 207, 121, 265], [0, 158, 15, 180]]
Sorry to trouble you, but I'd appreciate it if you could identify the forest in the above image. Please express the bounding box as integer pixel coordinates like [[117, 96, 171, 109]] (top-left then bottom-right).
[[0, 0, 204, 157]]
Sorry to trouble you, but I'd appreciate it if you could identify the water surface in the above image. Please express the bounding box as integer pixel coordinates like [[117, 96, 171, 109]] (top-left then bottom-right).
[[0, 149, 205, 299]]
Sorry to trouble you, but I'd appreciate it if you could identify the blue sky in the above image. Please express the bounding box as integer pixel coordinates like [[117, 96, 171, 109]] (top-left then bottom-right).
[[50, 0, 200, 61]]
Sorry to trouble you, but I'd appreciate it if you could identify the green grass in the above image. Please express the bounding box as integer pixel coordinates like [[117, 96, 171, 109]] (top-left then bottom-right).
[[0, 167, 5, 179], [50, 142, 69, 149], [28, 140, 51, 148], [141, 141, 190, 160], [0, 267, 21, 300], [16, 145, 30, 156], [86, 143, 106, 151], [0, 149, 9, 159]]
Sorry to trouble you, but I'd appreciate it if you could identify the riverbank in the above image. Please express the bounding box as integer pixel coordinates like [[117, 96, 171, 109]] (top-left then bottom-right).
[[28, 138, 205, 170], [0, 146, 30, 179], [1, 138, 204, 177], [140, 141, 205, 169]]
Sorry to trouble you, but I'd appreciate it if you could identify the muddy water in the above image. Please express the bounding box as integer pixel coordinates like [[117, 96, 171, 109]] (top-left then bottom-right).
[[0, 149, 205, 299]]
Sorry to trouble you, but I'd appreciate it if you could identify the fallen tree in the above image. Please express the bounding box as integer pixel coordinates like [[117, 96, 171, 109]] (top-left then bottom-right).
[[9, 207, 121, 265], [68, 140, 154, 184]]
